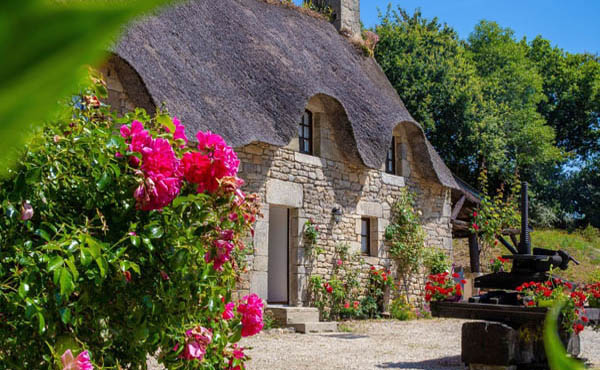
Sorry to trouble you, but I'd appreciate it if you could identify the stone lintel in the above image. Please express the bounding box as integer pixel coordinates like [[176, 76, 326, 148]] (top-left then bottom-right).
[[266, 179, 303, 208], [381, 172, 405, 187]]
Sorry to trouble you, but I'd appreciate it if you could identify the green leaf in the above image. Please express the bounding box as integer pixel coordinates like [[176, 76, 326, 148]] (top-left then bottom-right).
[[0, 0, 175, 176], [59, 308, 71, 325], [148, 225, 164, 239], [18, 281, 30, 299], [130, 235, 141, 247], [65, 257, 79, 281], [35, 228, 51, 242], [229, 324, 242, 343], [96, 171, 111, 191], [156, 114, 175, 133], [47, 256, 63, 272], [95, 257, 108, 278], [36, 312, 46, 334], [543, 300, 585, 370], [80, 247, 93, 267], [59, 268, 75, 297], [142, 238, 154, 251]]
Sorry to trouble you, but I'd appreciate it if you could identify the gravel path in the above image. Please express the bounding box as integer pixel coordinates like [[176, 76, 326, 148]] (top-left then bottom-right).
[[240, 319, 600, 370]]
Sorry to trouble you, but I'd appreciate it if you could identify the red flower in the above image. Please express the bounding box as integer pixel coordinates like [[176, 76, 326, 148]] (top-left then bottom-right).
[[452, 273, 460, 278], [461, 280, 467, 285], [326, 284, 333, 294], [473, 211, 478, 218], [370, 266, 375, 271], [344, 302, 350, 309], [123, 270, 132, 282], [472, 223, 479, 231], [527, 301, 535, 307]]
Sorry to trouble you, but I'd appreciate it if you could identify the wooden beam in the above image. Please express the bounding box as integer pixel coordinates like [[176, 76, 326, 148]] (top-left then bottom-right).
[[451, 195, 466, 220], [468, 233, 481, 273]]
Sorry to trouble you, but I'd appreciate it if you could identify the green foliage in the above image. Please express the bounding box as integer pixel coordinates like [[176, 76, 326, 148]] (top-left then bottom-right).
[[303, 218, 320, 252], [471, 167, 521, 248], [423, 249, 451, 275], [385, 188, 425, 299], [544, 301, 585, 370], [301, 0, 333, 21], [375, 7, 572, 197], [0, 78, 258, 368], [0, 0, 174, 177], [389, 297, 416, 321], [375, 7, 481, 177], [308, 244, 362, 321], [528, 37, 600, 158], [567, 157, 600, 228]]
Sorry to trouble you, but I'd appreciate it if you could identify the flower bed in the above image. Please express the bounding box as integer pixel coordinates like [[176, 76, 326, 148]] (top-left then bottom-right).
[[0, 72, 261, 369]]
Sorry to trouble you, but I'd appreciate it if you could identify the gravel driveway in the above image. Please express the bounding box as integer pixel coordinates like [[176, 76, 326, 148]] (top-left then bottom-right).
[[240, 319, 600, 370]]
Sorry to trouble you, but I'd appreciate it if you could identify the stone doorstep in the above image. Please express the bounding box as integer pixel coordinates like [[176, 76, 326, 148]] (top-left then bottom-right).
[[290, 322, 338, 334], [265, 305, 338, 333], [265, 306, 320, 325]]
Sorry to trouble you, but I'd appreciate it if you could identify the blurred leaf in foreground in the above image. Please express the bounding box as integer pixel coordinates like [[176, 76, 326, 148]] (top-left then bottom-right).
[[544, 300, 585, 370], [0, 0, 172, 177]]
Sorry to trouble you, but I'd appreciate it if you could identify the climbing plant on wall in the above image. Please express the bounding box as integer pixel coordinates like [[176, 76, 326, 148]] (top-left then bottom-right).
[[385, 188, 426, 300]]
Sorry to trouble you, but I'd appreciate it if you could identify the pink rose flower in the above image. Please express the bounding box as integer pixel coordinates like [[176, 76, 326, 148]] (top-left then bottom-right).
[[180, 326, 212, 361], [222, 301, 235, 320], [237, 294, 264, 337], [170, 116, 189, 145], [61, 349, 93, 370]]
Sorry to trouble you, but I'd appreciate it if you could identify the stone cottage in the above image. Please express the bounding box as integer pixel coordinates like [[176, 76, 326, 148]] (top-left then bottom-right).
[[102, 0, 462, 309]]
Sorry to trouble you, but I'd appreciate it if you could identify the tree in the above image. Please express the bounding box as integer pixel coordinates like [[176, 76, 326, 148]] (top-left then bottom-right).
[[528, 37, 600, 158], [465, 21, 563, 184], [375, 9, 564, 190], [375, 7, 482, 182]]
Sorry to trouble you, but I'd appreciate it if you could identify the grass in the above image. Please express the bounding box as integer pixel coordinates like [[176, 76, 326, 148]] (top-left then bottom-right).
[[454, 227, 600, 284]]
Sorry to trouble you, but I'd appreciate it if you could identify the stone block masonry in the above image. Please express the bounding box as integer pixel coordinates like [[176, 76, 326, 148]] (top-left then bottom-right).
[[235, 97, 452, 306]]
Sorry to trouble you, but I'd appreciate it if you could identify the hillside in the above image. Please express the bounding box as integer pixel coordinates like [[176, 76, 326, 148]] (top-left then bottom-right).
[[453, 228, 600, 283]]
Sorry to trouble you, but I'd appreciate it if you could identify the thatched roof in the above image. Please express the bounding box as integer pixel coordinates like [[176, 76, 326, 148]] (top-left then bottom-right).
[[112, 0, 459, 189]]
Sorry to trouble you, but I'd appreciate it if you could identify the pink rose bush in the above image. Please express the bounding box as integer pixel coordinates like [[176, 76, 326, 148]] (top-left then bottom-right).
[[0, 74, 261, 369]]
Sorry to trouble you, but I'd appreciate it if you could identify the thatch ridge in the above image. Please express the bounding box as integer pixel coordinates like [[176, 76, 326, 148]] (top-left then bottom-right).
[[113, 0, 459, 189]]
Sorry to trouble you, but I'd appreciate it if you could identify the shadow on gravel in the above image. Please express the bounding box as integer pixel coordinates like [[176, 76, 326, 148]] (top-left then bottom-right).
[[319, 334, 369, 340], [376, 355, 462, 369]]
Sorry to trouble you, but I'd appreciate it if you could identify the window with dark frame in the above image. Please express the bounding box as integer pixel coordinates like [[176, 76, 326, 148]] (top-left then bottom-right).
[[385, 137, 396, 174], [299, 110, 313, 155], [361, 218, 371, 255]]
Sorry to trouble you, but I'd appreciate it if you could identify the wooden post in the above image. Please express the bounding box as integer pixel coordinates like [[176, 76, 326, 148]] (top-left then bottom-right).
[[468, 233, 480, 273]]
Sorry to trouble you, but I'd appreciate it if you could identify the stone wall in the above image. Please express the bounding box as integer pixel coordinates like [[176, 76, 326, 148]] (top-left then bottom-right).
[[236, 95, 452, 306]]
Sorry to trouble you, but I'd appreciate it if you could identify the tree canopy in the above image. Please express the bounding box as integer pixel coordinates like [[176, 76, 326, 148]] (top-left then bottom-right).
[[374, 6, 599, 227]]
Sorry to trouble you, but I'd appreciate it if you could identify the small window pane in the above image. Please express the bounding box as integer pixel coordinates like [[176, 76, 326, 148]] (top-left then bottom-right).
[[299, 110, 313, 155], [386, 137, 396, 175], [361, 218, 370, 255]]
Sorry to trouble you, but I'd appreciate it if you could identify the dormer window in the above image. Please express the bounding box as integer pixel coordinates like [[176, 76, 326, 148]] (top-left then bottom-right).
[[385, 137, 396, 174], [299, 110, 313, 155]]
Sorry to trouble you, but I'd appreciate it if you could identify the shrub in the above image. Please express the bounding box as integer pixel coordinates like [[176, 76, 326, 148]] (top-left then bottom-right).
[[0, 73, 261, 369], [389, 297, 416, 321], [308, 244, 363, 321], [424, 249, 451, 275]]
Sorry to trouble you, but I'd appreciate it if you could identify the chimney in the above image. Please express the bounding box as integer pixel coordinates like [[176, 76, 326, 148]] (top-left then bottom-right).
[[316, 0, 361, 36]]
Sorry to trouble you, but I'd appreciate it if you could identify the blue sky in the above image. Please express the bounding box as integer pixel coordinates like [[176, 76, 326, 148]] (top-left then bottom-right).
[[293, 0, 600, 54]]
